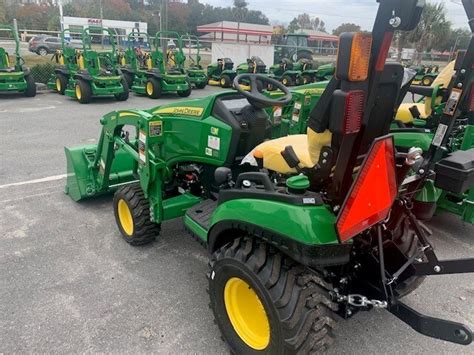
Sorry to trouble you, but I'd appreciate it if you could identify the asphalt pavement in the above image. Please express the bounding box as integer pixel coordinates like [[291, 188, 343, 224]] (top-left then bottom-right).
[[0, 87, 473, 353]]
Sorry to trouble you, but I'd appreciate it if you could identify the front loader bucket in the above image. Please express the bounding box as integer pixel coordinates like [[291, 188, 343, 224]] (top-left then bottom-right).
[[65, 144, 136, 201]]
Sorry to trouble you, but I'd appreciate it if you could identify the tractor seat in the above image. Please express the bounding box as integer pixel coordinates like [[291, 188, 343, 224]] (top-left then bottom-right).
[[395, 60, 455, 124], [0, 48, 15, 72], [246, 129, 332, 174]]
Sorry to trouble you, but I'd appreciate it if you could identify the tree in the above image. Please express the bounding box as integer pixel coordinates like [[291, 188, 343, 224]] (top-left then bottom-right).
[[287, 13, 327, 33], [0, 0, 6, 23], [332, 23, 361, 36], [311, 17, 326, 32], [407, 2, 451, 64], [233, 0, 248, 42], [288, 18, 300, 33]]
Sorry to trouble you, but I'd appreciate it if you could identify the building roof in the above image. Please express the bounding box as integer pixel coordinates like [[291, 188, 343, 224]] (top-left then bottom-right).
[[197, 21, 273, 36], [296, 30, 338, 42]]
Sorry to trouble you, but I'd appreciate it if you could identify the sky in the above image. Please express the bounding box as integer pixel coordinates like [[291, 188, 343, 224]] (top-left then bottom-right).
[[200, 0, 468, 31]]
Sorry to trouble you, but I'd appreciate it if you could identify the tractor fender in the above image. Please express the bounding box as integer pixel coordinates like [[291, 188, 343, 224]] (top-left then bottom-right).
[[147, 72, 162, 80], [55, 68, 69, 76], [74, 73, 93, 81], [207, 220, 351, 267]]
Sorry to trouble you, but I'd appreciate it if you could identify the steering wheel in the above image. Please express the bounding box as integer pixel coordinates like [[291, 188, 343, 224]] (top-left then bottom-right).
[[233, 74, 292, 108]]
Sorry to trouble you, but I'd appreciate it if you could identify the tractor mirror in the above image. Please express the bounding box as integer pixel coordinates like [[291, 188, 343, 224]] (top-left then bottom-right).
[[336, 32, 372, 82]]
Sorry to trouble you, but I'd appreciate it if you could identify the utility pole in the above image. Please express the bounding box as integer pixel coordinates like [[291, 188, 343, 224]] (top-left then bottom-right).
[[58, 0, 64, 33], [99, 0, 104, 48]]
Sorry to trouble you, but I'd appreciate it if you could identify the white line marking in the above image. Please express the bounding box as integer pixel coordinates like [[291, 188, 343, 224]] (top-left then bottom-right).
[[0, 174, 67, 189]]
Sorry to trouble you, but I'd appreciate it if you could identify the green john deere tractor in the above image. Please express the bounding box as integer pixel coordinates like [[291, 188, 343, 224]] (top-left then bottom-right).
[[410, 64, 440, 86], [64, 1, 474, 352], [268, 58, 300, 87], [314, 62, 336, 81], [207, 57, 236, 87], [181, 34, 207, 89], [0, 25, 36, 97], [273, 33, 313, 63], [130, 31, 191, 98], [47, 28, 83, 94], [51, 27, 128, 103], [117, 29, 151, 89]]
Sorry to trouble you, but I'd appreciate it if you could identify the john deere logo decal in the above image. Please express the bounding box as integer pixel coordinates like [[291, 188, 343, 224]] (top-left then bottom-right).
[[153, 106, 204, 117]]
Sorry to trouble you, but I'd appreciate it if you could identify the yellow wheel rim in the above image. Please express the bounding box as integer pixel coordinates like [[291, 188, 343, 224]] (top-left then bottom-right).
[[220, 77, 226, 86], [303, 77, 308, 84], [56, 78, 61, 92], [282, 78, 288, 85], [75, 85, 82, 100], [224, 277, 270, 350], [423, 78, 431, 86], [146, 82, 154, 96], [117, 199, 134, 236]]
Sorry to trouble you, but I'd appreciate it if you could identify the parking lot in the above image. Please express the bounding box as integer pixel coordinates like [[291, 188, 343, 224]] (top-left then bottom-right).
[[0, 88, 473, 353]]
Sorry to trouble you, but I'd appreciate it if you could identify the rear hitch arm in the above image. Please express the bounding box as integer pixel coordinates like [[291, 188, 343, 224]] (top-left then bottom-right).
[[388, 301, 472, 345]]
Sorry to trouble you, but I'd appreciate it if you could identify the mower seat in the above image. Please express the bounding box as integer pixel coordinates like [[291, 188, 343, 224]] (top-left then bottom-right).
[[0, 48, 15, 72], [248, 129, 332, 174], [395, 60, 455, 123]]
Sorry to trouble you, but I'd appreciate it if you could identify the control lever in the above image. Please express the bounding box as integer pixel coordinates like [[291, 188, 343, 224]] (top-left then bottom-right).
[[214, 167, 234, 189], [281, 146, 303, 173]]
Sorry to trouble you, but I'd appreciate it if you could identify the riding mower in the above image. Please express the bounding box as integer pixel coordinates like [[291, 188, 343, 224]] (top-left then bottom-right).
[[0, 24, 36, 97], [267, 58, 301, 87], [117, 30, 151, 89], [47, 28, 83, 94], [314, 62, 336, 81], [410, 64, 440, 86], [181, 34, 207, 89], [130, 31, 191, 98], [53, 27, 128, 104], [293, 58, 319, 85], [65, 1, 474, 352], [207, 58, 236, 88]]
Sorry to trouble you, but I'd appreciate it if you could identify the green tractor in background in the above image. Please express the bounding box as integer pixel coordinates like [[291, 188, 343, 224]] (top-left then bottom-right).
[[0, 24, 36, 97], [117, 29, 151, 89], [207, 57, 235, 87], [181, 34, 207, 89], [47, 28, 83, 94], [63, 1, 474, 352], [49, 26, 128, 104], [267, 58, 301, 87], [130, 30, 191, 98], [314, 62, 336, 81], [409, 63, 440, 86], [273, 32, 313, 62]]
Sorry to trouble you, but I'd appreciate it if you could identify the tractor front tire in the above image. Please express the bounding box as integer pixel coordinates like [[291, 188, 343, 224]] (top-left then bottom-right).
[[421, 75, 434, 86], [113, 183, 160, 246], [281, 75, 294, 86], [301, 74, 313, 85], [195, 81, 207, 89], [220, 74, 232, 88], [24, 75, 36, 97], [56, 73, 68, 95], [115, 79, 129, 101], [75, 79, 92, 104], [209, 237, 337, 354], [146, 77, 161, 99], [123, 72, 134, 89], [177, 83, 192, 97]]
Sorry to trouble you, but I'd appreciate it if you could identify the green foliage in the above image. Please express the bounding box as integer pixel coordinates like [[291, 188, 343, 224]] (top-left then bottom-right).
[[287, 13, 326, 33], [0, 0, 6, 23], [29, 62, 55, 84], [332, 23, 361, 36]]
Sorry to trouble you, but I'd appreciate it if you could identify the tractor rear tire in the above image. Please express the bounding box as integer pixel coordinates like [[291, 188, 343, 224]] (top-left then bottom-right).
[[75, 79, 92, 104], [146, 77, 161, 99], [113, 183, 160, 246], [123, 72, 134, 89], [421, 75, 434, 86], [115, 79, 129, 101], [209, 237, 337, 354], [220, 74, 232, 88], [56, 73, 68, 95], [24, 75, 36, 97], [281, 75, 294, 87]]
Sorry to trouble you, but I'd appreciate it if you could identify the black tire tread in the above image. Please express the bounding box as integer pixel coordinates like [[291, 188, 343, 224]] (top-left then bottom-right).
[[24, 75, 36, 97], [113, 183, 160, 246], [209, 237, 337, 354]]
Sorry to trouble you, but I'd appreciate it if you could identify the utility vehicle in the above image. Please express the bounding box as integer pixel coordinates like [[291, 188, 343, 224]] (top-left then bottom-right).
[[207, 57, 236, 87], [0, 24, 36, 97], [130, 31, 191, 98], [181, 34, 207, 89], [65, 0, 474, 352], [50, 27, 128, 103], [410, 64, 440, 86]]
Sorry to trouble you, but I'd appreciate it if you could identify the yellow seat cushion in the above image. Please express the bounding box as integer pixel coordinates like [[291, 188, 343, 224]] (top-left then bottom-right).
[[395, 61, 455, 124], [396, 103, 429, 123], [253, 129, 332, 174]]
